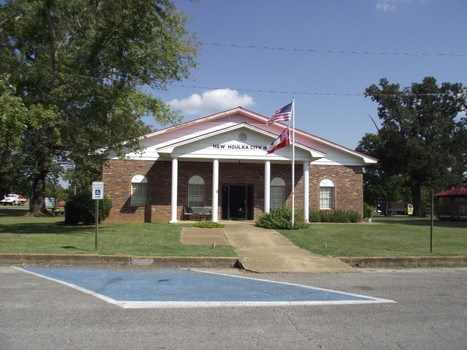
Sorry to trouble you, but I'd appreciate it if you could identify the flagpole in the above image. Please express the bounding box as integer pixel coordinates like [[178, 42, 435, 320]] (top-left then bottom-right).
[[291, 97, 295, 228]]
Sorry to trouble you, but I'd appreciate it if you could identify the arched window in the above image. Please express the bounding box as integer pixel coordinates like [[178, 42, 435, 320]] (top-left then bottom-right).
[[271, 177, 286, 209], [319, 179, 335, 210], [188, 175, 205, 208], [131, 175, 148, 207]]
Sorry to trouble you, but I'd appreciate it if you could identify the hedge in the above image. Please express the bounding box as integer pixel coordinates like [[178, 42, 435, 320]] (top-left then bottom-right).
[[309, 209, 361, 223], [65, 191, 112, 225]]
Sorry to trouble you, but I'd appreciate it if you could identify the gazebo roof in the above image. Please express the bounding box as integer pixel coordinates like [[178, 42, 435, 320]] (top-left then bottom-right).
[[436, 186, 467, 197]]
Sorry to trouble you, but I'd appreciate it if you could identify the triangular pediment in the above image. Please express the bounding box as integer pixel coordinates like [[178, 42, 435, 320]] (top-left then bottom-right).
[[156, 123, 324, 161]]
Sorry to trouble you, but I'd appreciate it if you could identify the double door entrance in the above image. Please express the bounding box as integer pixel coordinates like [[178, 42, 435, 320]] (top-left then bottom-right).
[[222, 184, 254, 220]]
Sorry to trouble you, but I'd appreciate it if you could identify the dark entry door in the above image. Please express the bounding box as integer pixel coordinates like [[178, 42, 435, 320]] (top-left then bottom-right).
[[222, 184, 254, 220], [229, 185, 246, 219]]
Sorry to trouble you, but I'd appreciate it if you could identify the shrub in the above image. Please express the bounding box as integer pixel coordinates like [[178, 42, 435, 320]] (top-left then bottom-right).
[[193, 221, 224, 228], [364, 203, 374, 218], [256, 208, 306, 230], [310, 210, 321, 222], [319, 210, 333, 222], [310, 209, 361, 223], [65, 191, 112, 225], [346, 210, 362, 223]]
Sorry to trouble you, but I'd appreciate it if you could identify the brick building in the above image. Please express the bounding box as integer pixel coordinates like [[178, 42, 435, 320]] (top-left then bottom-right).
[[103, 107, 376, 223]]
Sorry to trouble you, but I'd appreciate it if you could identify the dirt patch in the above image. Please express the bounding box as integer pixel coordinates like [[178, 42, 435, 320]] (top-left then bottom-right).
[[181, 227, 229, 246]]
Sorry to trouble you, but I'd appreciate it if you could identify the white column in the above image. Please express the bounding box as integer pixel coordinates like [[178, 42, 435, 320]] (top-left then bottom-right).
[[170, 158, 178, 223], [303, 161, 310, 223], [264, 160, 271, 214], [212, 159, 219, 222]]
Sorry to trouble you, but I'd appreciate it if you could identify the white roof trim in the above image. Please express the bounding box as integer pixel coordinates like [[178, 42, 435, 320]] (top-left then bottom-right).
[[143, 107, 263, 139], [109, 150, 159, 161], [301, 133, 377, 164], [156, 123, 326, 159], [153, 122, 237, 149]]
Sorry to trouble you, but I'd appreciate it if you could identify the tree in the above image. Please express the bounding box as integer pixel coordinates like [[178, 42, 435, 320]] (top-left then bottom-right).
[[0, 75, 28, 197], [0, 0, 195, 214], [356, 133, 410, 214], [365, 77, 466, 216]]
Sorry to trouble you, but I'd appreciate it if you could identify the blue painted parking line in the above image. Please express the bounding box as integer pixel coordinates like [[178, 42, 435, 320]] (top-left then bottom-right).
[[15, 267, 395, 308]]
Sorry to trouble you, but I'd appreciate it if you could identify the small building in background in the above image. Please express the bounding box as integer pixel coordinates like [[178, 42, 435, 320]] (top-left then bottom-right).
[[435, 186, 467, 221], [376, 200, 413, 216]]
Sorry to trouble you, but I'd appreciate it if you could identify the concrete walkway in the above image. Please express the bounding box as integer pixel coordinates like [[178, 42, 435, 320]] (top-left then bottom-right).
[[223, 222, 352, 273]]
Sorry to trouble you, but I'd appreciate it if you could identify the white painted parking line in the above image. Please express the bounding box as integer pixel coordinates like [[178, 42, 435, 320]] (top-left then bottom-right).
[[193, 269, 396, 304], [13, 266, 123, 307], [119, 299, 394, 309]]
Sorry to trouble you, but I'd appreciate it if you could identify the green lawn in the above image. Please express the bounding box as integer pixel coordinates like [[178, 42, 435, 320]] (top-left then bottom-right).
[[0, 215, 236, 257], [280, 217, 467, 257]]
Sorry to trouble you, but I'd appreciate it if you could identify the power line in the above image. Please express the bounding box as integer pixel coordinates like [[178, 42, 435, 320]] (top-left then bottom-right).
[[201, 41, 467, 58], [175, 83, 467, 98], [13, 70, 467, 98], [176, 83, 360, 96]]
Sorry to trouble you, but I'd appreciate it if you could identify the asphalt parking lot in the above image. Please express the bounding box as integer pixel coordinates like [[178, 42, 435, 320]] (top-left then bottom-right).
[[1, 266, 466, 350]]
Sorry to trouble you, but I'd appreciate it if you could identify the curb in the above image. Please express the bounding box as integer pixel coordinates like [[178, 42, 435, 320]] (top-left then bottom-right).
[[0, 253, 239, 268], [2, 254, 466, 270], [339, 256, 467, 269]]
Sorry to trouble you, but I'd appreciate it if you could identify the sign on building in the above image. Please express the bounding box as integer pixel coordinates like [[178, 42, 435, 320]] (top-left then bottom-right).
[[92, 181, 104, 200]]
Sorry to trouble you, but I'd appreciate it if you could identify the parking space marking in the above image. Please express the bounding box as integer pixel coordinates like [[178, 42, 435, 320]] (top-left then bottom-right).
[[14, 266, 123, 307], [193, 269, 395, 304], [14, 266, 395, 309]]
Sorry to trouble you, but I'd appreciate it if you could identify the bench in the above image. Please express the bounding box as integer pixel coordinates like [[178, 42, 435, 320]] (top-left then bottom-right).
[[184, 206, 212, 220]]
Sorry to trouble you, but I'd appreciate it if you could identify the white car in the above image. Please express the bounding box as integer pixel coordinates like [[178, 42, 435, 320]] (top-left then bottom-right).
[[0, 194, 27, 206]]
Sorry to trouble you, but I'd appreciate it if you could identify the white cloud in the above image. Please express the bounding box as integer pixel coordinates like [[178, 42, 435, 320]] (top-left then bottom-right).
[[376, 0, 425, 12], [168, 88, 254, 116], [376, 0, 398, 12]]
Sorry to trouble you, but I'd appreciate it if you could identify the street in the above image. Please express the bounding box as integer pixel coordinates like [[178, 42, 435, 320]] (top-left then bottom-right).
[[1, 267, 466, 350]]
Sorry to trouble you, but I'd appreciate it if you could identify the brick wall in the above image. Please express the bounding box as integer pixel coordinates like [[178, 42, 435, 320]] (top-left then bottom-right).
[[103, 160, 214, 223], [310, 165, 363, 215], [103, 159, 363, 223], [272, 163, 304, 210], [103, 160, 155, 223]]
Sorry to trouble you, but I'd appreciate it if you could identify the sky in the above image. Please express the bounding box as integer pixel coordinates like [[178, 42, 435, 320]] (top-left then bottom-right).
[[144, 0, 467, 149]]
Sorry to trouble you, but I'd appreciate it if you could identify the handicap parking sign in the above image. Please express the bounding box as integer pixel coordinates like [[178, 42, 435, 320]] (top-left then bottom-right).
[[92, 182, 104, 200]]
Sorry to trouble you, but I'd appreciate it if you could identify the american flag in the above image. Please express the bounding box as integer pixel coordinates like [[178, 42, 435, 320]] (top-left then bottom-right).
[[268, 102, 292, 124]]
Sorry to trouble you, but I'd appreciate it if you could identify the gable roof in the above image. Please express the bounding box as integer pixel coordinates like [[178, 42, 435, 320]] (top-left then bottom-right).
[[144, 106, 267, 138], [144, 106, 377, 164], [157, 122, 325, 158]]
